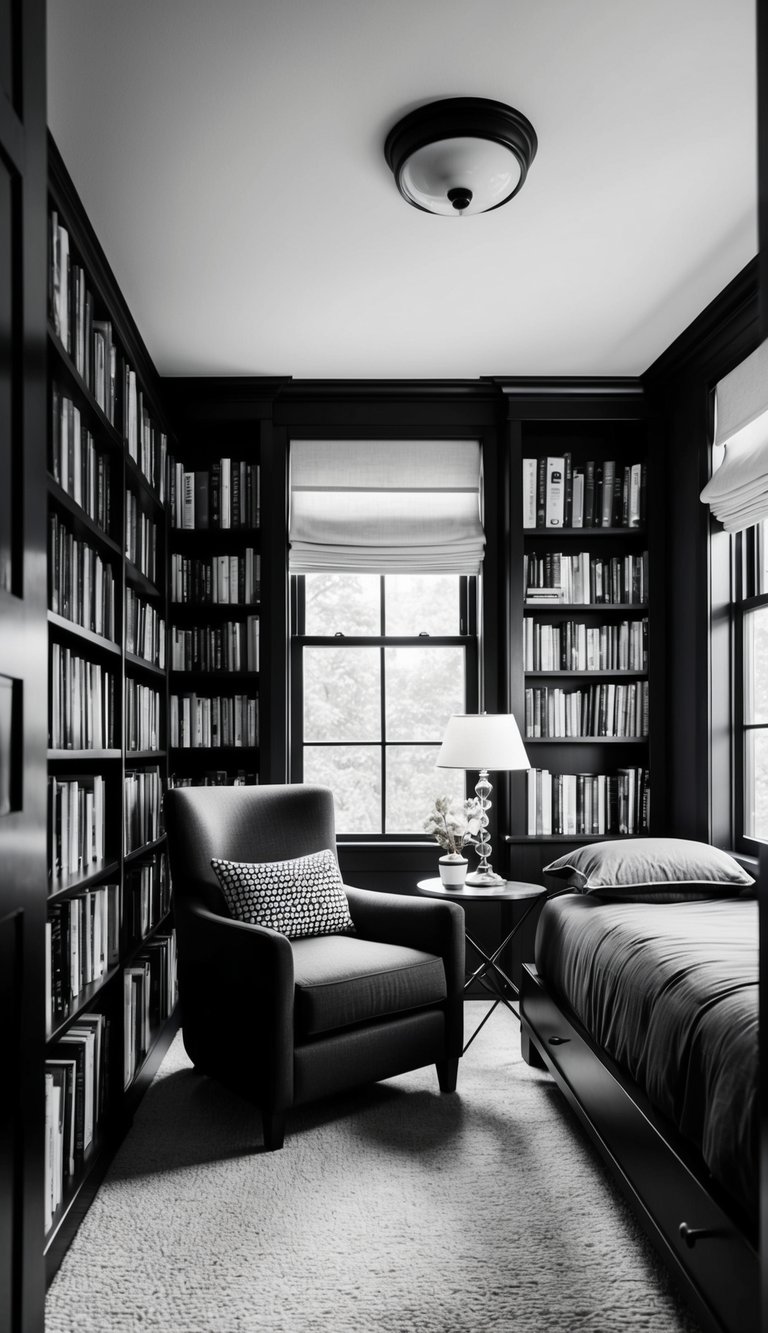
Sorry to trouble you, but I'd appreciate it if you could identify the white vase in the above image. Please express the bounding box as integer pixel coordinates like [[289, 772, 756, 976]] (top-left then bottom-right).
[[438, 854, 468, 888]]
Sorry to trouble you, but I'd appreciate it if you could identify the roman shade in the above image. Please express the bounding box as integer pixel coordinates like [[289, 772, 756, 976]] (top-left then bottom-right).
[[288, 440, 485, 573], [700, 339, 768, 532]]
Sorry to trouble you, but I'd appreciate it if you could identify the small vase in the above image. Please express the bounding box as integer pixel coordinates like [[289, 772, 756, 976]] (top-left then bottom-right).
[[438, 853, 468, 889]]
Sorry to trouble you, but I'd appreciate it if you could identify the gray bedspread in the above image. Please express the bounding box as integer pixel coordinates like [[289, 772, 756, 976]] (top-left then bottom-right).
[[535, 894, 758, 1219]]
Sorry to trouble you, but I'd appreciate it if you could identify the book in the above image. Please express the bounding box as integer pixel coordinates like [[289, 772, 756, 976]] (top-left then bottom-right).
[[545, 457, 565, 528], [522, 459, 537, 528]]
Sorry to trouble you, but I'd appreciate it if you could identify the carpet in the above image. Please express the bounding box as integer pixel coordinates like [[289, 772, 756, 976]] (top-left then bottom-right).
[[45, 1003, 703, 1333]]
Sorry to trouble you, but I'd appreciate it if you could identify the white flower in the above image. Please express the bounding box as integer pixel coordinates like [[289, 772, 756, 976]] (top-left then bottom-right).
[[424, 795, 483, 854]]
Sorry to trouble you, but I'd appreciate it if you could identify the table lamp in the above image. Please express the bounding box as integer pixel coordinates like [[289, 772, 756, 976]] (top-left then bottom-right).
[[437, 713, 530, 887]]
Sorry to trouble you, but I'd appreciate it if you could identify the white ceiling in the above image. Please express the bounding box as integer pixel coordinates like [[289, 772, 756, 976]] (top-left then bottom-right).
[[46, 0, 758, 381]]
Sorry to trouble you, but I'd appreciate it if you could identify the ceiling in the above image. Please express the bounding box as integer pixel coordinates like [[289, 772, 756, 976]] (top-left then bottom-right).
[[46, 0, 758, 381]]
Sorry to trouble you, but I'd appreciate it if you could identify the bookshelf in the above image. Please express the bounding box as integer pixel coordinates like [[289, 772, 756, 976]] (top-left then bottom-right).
[[505, 406, 661, 883], [44, 139, 178, 1278], [167, 449, 262, 788]]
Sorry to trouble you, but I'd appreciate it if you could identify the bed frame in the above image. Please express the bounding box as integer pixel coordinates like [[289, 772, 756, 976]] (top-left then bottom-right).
[[519, 962, 759, 1333]]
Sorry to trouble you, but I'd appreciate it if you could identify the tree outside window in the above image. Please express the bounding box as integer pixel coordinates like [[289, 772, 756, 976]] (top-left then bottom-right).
[[293, 573, 476, 835]]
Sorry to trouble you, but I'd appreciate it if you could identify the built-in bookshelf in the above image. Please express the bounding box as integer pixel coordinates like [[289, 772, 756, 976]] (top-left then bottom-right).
[[506, 409, 657, 874], [44, 139, 178, 1278], [167, 450, 262, 788]]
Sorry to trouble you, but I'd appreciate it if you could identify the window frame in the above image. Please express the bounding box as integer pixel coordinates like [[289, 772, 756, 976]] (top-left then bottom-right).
[[732, 524, 768, 851], [289, 573, 479, 841]]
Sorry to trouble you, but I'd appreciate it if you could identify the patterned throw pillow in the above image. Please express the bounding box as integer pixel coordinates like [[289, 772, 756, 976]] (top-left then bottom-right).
[[210, 848, 355, 939]]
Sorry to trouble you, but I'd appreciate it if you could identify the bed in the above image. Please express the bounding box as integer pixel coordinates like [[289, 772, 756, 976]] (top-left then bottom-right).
[[518, 837, 760, 1333]]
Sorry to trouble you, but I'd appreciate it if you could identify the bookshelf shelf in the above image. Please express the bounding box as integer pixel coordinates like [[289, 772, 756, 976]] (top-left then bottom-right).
[[44, 140, 178, 1282], [47, 858, 122, 902], [48, 748, 122, 762], [524, 736, 648, 744], [524, 526, 647, 539], [524, 670, 648, 679], [523, 602, 648, 613], [47, 611, 121, 656]]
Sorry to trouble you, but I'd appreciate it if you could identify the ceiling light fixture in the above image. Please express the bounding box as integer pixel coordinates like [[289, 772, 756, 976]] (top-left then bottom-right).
[[384, 97, 537, 217]]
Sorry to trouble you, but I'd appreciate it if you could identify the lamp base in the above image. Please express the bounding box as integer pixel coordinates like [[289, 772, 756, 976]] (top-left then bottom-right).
[[465, 868, 506, 888]]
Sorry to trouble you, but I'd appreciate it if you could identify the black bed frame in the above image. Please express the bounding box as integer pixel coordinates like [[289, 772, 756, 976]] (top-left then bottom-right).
[[519, 962, 759, 1333]]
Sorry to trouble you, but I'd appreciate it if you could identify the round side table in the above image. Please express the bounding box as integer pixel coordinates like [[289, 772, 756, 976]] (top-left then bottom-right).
[[416, 878, 545, 1051]]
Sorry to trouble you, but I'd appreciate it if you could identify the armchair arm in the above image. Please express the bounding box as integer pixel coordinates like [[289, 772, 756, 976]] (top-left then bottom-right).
[[344, 885, 465, 1001], [174, 902, 295, 1109]]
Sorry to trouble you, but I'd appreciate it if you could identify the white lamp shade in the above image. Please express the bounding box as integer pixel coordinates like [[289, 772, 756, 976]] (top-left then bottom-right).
[[437, 713, 530, 771]]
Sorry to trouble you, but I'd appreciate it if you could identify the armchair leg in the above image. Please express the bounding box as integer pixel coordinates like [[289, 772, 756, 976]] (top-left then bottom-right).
[[436, 1058, 459, 1093], [262, 1110, 287, 1152]]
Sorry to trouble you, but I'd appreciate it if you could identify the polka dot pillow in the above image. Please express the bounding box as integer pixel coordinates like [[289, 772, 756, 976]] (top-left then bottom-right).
[[210, 847, 355, 940]]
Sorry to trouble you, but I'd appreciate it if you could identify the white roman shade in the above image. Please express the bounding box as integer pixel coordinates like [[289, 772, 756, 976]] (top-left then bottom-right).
[[289, 440, 485, 573], [700, 339, 768, 532]]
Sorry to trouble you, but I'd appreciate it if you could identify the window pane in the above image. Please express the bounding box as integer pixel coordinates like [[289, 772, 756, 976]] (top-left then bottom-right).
[[304, 745, 381, 833], [385, 745, 467, 834], [304, 573, 380, 635], [385, 646, 465, 741], [384, 575, 461, 635], [744, 606, 768, 724], [745, 729, 768, 840], [303, 647, 380, 741]]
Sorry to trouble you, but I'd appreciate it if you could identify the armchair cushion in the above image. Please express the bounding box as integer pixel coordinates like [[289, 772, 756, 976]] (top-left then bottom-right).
[[211, 848, 355, 940], [291, 935, 447, 1038]]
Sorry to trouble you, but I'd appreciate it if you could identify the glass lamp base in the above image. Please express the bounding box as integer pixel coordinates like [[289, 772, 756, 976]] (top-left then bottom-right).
[[465, 868, 506, 888]]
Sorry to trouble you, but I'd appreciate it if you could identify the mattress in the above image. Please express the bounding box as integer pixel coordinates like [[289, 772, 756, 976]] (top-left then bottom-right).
[[534, 894, 758, 1219]]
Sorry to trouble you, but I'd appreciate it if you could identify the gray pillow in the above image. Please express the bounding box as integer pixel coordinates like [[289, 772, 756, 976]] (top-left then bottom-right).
[[542, 837, 755, 900], [211, 847, 355, 939]]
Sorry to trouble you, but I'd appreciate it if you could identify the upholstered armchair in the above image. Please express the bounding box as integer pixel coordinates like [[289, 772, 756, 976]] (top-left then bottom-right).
[[164, 783, 465, 1150]]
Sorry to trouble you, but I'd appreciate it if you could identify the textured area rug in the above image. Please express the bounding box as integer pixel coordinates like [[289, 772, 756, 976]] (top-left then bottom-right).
[[45, 1004, 702, 1333]]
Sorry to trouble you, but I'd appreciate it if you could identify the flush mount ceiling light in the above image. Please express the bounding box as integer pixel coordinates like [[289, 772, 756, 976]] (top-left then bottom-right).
[[384, 97, 538, 217]]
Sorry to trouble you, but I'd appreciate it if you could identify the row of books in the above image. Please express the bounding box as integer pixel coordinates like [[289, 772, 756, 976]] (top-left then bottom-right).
[[523, 456, 647, 529], [49, 213, 167, 499], [50, 213, 116, 420], [170, 550, 261, 605], [524, 681, 649, 739], [125, 491, 158, 584], [168, 458, 260, 530], [51, 387, 112, 535], [170, 693, 259, 749], [125, 589, 166, 667], [524, 551, 648, 606], [169, 771, 259, 787], [527, 767, 650, 836], [44, 1010, 109, 1234], [123, 368, 167, 499], [50, 645, 116, 751], [124, 766, 163, 854], [123, 932, 177, 1089], [45, 885, 120, 1034], [125, 679, 161, 752], [49, 774, 106, 880], [523, 618, 648, 674], [125, 855, 171, 947], [170, 618, 260, 673], [49, 514, 117, 640]]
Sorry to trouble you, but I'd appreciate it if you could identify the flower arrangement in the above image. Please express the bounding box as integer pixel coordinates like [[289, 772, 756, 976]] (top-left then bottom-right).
[[424, 795, 482, 858]]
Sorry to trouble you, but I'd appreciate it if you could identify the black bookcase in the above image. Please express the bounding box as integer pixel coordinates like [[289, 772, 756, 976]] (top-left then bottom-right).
[[496, 384, 665, 887], [43, 137, 178, 1280]]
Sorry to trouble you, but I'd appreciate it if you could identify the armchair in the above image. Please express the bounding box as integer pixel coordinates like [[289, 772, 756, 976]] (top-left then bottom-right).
[[164, 783, 465, 1150]]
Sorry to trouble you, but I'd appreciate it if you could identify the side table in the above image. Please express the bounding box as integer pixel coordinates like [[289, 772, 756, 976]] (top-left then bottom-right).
[[416, 878, 546, 1052]]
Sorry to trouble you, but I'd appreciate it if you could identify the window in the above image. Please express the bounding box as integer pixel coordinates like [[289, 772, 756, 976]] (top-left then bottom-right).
[[291, 573, 477, 836], [734, 521, 768, 846]]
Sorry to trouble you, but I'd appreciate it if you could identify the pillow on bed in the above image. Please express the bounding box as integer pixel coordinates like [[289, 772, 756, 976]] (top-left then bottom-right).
[[542, 837, 755, 900], [211, 848, 355, 939]]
